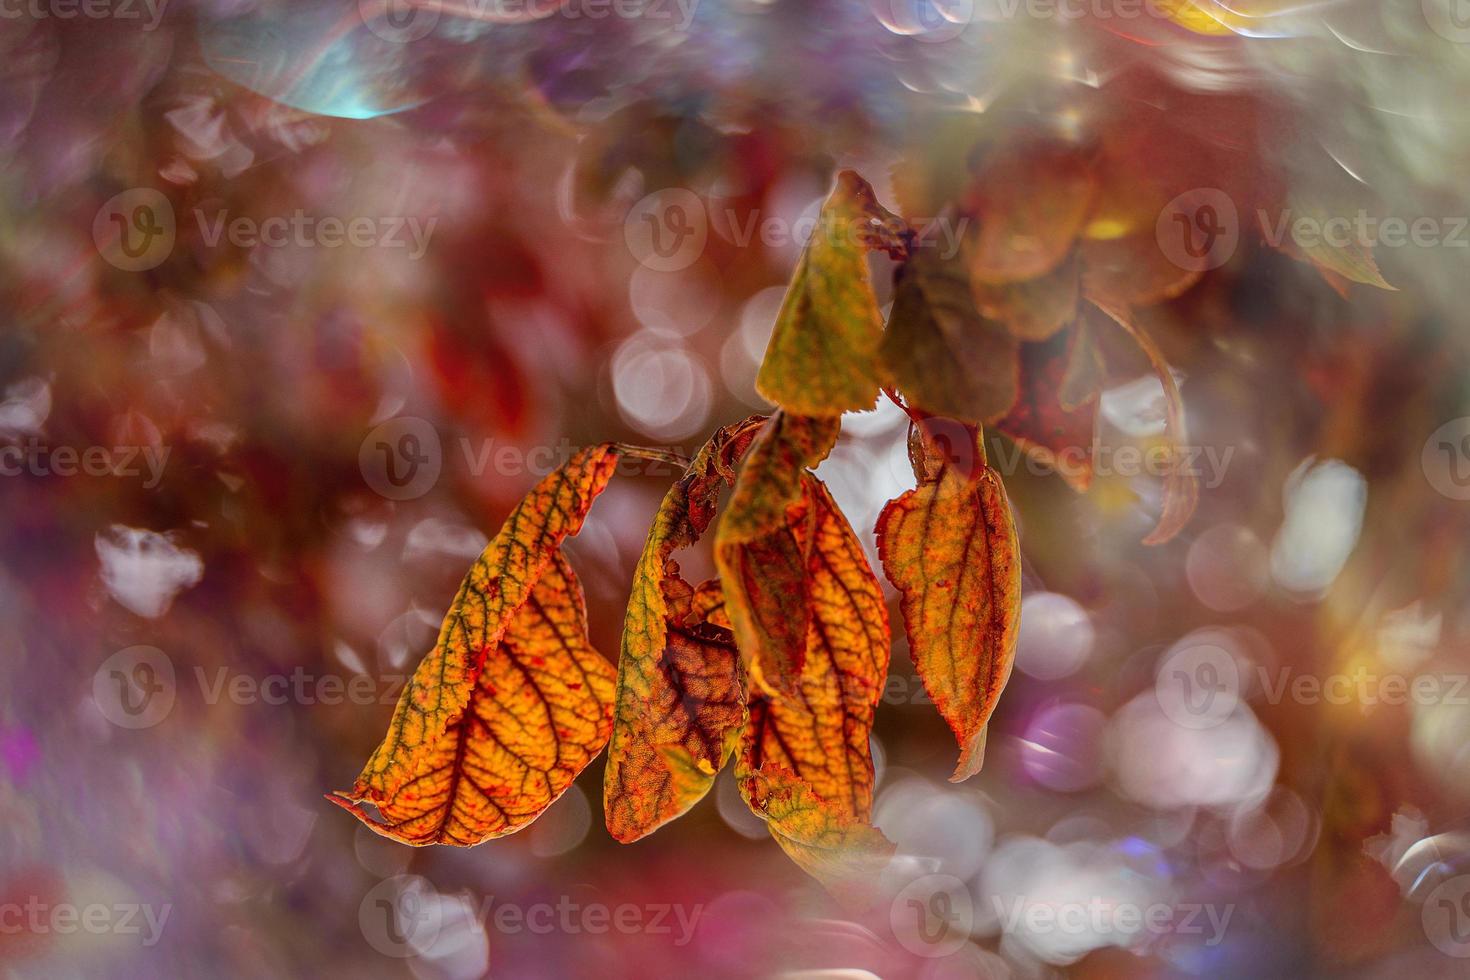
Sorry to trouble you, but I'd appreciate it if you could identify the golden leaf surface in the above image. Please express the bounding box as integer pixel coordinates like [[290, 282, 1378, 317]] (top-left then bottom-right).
[[604, 419, 765, 842], [877, 450, 1021, 781], [715, 412, 841, 696], [736, 477, 894, 900], [328, 446, 621, 845]]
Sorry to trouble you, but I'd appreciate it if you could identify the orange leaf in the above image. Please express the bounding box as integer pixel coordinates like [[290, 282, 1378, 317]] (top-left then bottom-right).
[[328, 445, 621, 845], [1090, 301, 1201, 545], [741, 478, 890, 818], [604, 419, 765, 842], [738, 763, 895, 907], [716, 412, 841, 696], [737, 477, 893, 900], [877, 453, 1021, 781], [329, 551, 615, 845]]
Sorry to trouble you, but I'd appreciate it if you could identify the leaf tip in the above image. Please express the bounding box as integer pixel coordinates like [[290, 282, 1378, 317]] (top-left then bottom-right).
[[949, 726, 989, 783]]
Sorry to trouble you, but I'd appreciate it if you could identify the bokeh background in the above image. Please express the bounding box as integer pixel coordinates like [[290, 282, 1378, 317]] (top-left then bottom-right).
[[4, 0, 1470, 976]]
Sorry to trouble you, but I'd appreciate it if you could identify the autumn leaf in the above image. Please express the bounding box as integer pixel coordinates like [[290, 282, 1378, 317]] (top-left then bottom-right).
[[1090, 300, 1201, 544], [877, 436, 1021, 781], [736, 477, 893, 899], [328, 445, 622, 845], [1280, 198, 1395, 292], [738, 764, 895, 906], [994, 325, 1100, 493], [740, 478, 890, 817], [604, 419, 765, 843], [966, 140, 1097, 284], [755, 171, 904, 416], [716, 411, 841, 696], [881, 245, 1021, 424]]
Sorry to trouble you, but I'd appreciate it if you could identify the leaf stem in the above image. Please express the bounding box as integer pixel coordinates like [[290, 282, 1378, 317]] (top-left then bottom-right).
[[612, 444, 692, 469]]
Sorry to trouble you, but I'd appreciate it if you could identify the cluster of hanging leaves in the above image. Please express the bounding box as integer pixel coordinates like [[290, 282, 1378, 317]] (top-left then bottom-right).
[[326, 143, 1352, 896]]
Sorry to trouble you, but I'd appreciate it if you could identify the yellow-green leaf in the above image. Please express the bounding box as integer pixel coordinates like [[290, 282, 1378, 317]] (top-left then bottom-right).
[[755, 171, 900, 416]]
